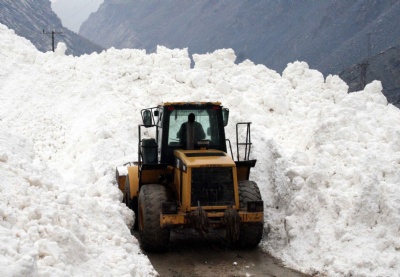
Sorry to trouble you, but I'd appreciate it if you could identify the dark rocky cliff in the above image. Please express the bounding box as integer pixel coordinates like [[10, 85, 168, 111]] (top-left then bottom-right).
[[0, 0, 103, 56], [340, 47, 400, 106]]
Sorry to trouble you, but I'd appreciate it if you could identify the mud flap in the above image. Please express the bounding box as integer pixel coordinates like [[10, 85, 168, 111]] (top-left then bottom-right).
[[235, 160, 256, 181]]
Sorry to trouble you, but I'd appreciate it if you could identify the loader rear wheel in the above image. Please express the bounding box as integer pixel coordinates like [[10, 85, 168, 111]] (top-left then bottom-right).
[[138, 184, 171, 252], [237, 180, 264, 248]]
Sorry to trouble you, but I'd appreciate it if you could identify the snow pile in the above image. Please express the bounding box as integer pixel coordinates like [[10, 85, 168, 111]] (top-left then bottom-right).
[[263, 66, 400, 276], [0, 127, 154, 276], [0, 25, 157, 277], [1, 23, 399, 276]]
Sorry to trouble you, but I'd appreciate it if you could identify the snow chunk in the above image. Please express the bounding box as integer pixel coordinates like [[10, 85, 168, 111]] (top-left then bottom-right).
[[55, 42, 67, 56]]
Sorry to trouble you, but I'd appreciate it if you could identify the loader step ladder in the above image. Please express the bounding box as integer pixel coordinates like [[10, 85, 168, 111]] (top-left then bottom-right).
[[236, 122, 252, 161]]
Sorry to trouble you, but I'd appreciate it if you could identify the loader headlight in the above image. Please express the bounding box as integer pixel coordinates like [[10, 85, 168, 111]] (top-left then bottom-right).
[[162, 202, 178, 214], [247, 201, 264, 212]]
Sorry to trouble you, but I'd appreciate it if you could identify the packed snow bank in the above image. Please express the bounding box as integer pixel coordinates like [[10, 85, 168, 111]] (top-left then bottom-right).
[[1, 23, 400, 276], [0, 127, 154, 276], [0, 25, 157, 277], [263, 66, 400, 276]]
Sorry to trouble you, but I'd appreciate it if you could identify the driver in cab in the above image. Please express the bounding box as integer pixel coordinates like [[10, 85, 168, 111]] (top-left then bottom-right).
[[177, 113, 205, 150]]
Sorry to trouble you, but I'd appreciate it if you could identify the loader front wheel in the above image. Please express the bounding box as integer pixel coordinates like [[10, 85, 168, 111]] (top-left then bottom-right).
[[138, 184, 171, 252], [237, 180, 264, 248]]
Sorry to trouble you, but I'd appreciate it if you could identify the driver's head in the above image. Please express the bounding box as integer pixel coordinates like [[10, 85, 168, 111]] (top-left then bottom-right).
[[188, 113, 195, 122]]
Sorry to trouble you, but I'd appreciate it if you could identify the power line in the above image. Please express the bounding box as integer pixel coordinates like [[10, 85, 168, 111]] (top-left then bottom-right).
[[42, 29, 63, 52]]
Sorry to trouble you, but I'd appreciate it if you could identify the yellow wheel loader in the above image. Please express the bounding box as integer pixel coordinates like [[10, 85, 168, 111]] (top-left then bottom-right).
[[116, 102, 264, 252]]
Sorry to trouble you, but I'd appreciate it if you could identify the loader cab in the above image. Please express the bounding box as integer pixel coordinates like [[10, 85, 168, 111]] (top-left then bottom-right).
[[140, 103, 229, 166], [161, 103, 228, 165]]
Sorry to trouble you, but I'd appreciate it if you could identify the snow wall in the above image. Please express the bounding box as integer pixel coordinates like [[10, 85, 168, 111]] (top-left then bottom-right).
[[0, 24, 399, 276]]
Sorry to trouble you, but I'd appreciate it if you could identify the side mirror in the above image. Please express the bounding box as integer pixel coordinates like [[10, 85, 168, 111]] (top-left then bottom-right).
[[142, 109, 152, 126], [222, 108, 229, 126]]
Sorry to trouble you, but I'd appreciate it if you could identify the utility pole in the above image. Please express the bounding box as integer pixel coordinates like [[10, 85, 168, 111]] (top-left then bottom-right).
[[359, 32, 371, 90], [42, 29, 63, 52], [359, 61, 369, 90]]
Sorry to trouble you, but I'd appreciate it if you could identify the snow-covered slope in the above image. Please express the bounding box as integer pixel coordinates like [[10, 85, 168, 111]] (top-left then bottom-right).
[[1, 24, 399, 276]]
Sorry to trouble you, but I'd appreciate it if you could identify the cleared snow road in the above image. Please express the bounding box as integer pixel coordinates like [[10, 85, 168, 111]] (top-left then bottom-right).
[[134, 230, 308, 277]]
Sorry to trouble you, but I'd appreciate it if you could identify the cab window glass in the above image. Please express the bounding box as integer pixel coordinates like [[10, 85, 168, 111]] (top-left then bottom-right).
[[168, 109, 220, 145]]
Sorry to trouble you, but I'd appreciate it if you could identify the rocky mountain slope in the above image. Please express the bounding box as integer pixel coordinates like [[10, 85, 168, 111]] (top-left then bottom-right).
[[80, 0, 400, 75], [340, 46, 400, 106], [0, 0, 103, 56]]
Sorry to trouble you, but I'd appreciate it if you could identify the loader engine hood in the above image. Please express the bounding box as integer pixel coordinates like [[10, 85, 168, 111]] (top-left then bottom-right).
[[174, 149, 235, 168]]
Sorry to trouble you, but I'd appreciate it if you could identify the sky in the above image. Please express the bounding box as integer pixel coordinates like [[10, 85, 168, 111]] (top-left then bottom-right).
[[1, 22, 400, 276], [50, 0, 104, 32]]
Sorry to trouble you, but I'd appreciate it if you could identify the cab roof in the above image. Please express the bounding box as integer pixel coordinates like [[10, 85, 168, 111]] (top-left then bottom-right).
[[161, 102, 221, 107]]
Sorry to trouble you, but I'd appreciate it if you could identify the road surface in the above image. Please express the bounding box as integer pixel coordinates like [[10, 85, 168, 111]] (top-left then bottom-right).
[[133, 229, 309, 277]]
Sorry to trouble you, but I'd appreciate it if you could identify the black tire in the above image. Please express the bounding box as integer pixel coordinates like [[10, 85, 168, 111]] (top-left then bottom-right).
[[125, 175, 139, 229], [138, 184, 171, 252], [237, 180, 264, 248]]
